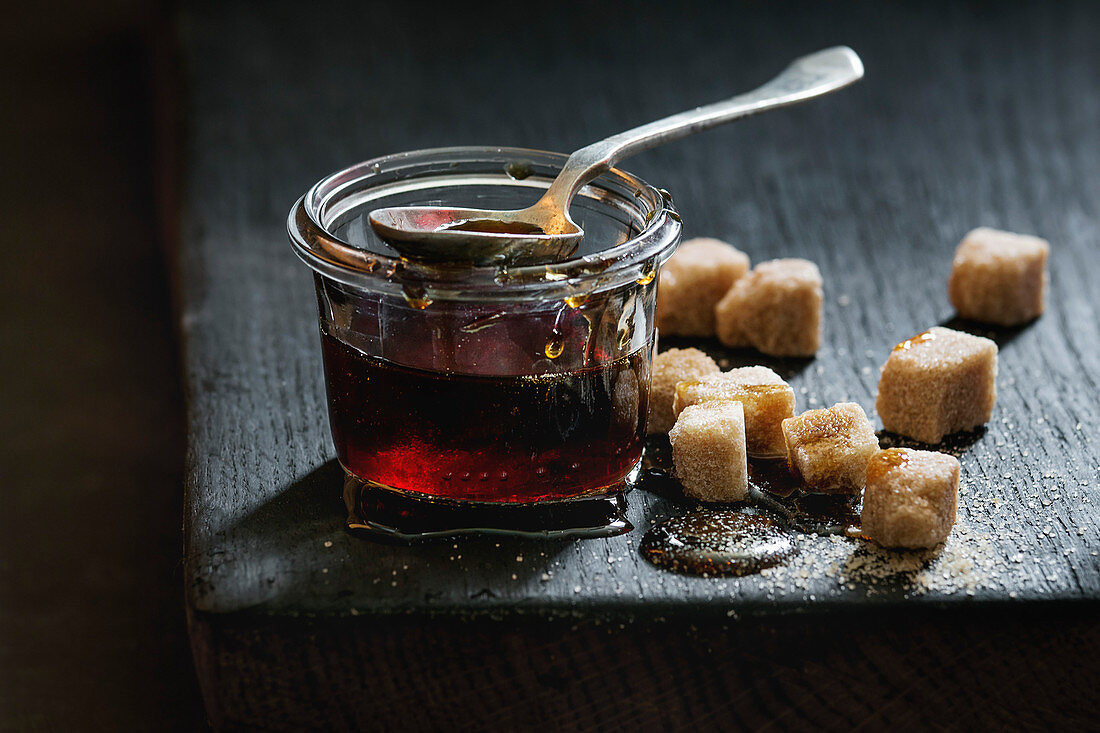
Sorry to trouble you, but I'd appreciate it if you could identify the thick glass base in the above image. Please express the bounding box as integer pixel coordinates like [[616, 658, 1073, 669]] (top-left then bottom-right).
[[342, 462, 638, 542]]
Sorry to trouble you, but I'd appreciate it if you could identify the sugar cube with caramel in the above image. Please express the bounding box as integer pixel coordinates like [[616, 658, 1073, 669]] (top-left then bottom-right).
[[861, 448, 960, 549], [875, 327, 997, 444], [673, 366, 794, 456], [781, 402, 878, 494]]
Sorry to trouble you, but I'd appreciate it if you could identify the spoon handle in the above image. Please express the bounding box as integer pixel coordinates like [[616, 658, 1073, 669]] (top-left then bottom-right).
[[542, 46, 864, 210]]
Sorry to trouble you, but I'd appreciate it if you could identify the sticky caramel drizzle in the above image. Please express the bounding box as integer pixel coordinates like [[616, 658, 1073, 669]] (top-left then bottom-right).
[[866, 448, 911, 482], [739, 384, 790, 395], [893, 329, 937, 352], [676, 380, 788, 397]]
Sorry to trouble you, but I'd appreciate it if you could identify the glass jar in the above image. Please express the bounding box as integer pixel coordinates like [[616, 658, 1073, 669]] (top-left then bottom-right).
[[289, 147, 681, 508]]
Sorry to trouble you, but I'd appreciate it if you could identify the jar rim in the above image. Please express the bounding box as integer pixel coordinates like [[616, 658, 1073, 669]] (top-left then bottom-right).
[[287, 146, 681, 301]]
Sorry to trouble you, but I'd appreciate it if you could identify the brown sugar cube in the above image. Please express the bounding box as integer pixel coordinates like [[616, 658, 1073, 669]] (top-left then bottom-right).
[[669, 401, 748, 503], [647, 347, 720, 434], [861, 448, 960, 549], [714, 258, 823, 356], [948, 227, 1049, 326], [781, 402, 878, 494], [672, 366, 795, 456], [875, 327, 998, 444], [656, 238, 750, 337]]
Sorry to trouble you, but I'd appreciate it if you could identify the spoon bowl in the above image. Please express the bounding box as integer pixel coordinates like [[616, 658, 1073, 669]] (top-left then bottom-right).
[[368, 204, 583, 264], [370, 46, 863, 266]]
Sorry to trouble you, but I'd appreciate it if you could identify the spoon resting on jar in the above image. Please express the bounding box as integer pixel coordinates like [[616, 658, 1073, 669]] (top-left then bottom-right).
[[369, 46, 863, 267]]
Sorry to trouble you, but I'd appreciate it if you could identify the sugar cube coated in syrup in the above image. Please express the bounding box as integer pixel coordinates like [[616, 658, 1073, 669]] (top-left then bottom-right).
[[875, 326, 997, 444], [647, 347, 720, 434], [669, 401, 748, 503], [655, 238, 750, 337], [948, 227, 1049, 326], [861, 448, 959, 549], [714, 258, 823, 356], [781, 402, 878, 494], [673, 366, 795, 456]]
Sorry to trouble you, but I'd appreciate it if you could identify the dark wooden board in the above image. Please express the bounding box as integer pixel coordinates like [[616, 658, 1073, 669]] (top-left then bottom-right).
[[178, 0, 1100, 726], [191, 606, 1099, 731]]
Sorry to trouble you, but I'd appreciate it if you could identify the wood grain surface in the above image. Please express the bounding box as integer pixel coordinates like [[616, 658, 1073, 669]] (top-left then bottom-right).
[[178, 0, 1099, 727]]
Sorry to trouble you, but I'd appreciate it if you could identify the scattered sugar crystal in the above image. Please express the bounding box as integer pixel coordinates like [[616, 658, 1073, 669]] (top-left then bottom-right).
[[875, 327, 998, 444], [782, 402, 878, 494], [751, 516, 1018, 600], [672, 366, 795, 456], [669, 400, 748, 502], [861, 448, 960, 549], [948, 227, 1049, 326], [655, 238, 750, 337], [714, 258, 823, 356], [647, 347, 720, 434]]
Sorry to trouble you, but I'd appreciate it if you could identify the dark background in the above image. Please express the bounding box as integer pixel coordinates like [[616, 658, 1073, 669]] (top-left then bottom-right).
[[1, 0, 1097, 730], [0, 1, 205, 730]]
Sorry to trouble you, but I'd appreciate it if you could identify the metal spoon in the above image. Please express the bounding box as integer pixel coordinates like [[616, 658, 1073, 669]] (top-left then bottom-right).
[[369, 46, 863, 266]]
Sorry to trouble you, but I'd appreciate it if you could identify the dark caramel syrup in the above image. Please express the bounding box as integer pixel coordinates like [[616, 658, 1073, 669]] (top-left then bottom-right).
[[639, 437, 862, 577], [746, 459, 863, 536], [443, 219, 546, 235], [321, 332, 649, 503], [344, 473, 633, 541], [639, 509, 796, 576]]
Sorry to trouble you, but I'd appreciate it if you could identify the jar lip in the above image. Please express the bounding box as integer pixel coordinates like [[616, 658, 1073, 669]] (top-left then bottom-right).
[[287, 146, 681, 300]]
